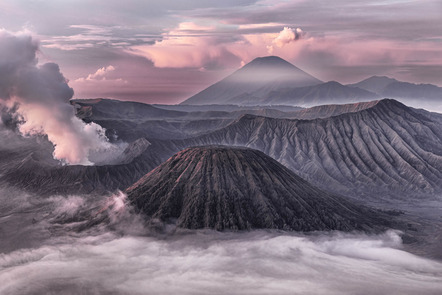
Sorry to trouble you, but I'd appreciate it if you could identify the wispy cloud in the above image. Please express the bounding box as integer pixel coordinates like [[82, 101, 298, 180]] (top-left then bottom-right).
[[127, 21, 243, 70], [41, 25, 129, 51], [74, 65, 126, 83]]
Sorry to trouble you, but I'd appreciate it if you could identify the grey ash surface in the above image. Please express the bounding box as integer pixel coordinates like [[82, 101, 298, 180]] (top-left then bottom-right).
[[126, 146, 389, 231]]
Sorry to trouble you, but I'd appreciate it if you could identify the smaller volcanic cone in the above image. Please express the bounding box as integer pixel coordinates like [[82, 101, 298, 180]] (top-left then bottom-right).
[[126, 146, 388, 231]]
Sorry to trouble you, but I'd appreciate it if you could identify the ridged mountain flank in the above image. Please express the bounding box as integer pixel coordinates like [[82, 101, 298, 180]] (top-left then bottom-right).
[[160, 99, 442, 199], [126, 146, 387, 231]]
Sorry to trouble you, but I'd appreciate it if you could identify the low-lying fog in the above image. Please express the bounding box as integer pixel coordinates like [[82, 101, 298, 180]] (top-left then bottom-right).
[[1, 188, 441, 295]]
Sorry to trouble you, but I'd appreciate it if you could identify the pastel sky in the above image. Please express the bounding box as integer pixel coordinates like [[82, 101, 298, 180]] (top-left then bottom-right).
[[1, 0, 441, 104]]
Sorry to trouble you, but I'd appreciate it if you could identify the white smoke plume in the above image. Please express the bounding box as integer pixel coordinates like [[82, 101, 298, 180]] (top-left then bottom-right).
[[274, 27, 304, 47], [0, 30, 111, 165], [268, 27, 304, 54]]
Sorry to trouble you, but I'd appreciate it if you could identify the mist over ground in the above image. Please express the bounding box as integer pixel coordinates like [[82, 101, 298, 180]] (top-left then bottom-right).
[[1, 188, 441, 295]]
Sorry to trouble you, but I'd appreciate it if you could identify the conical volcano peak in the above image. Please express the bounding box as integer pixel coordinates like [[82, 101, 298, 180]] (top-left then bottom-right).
[[232, 56, 320, 82], [241, 56, 298, 69], [126, 146, 388, 231], [181, 56, 322, 105]]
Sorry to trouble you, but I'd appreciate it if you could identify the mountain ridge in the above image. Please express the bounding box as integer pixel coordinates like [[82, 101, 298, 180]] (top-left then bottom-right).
[[158, 99, 442, 199], [263, 81, 379, 106], [182, 56, 442, 108], [349, 75, 442, 102], [3, 98, 441, 200]]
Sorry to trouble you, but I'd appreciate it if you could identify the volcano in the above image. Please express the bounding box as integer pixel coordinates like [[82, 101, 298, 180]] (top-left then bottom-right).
[[126, 146, 388, 231], [181, 56, 322, 105]]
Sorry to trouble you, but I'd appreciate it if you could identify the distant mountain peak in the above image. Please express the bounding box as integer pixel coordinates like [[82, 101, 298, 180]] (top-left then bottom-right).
[[228, 55, 321, 82], [181, 56, 322, 105], [242, 56, 297, 69], [350, 75, 398, 86], [251, 55, 287, 62], [365, 75, 398, 82], [349, 76, 442, 105]]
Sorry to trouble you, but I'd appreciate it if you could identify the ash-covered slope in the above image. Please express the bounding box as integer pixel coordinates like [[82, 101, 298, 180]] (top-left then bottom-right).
[[126, 146, 387, 231], [72, 98, 303, 141], [0, 130, 164, 195], [72, 98, 187, 121], [1, 150, 162, 196], [164, 99, 442, 198], [181, 56, 322, 105], [3, 98, 440, 199]]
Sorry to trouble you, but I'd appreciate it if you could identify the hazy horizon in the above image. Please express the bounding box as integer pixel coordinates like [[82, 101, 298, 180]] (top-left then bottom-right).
[[0, 0, 441, 103]]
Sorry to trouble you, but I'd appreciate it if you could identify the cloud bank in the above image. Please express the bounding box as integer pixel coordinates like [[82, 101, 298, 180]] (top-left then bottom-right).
[[0, 30, 112, 165], [132, 21, 435, 81], [0, 189, 441, 295], [1, 230, 441, 295]]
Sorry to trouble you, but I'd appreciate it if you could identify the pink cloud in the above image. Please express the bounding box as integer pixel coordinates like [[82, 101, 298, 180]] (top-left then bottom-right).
[[88, 65, 115, 80], [74, 65, 123, 82], [67, 51, 227, 104], [126, 20, 442, 79], [267, 27, 304, 54], [273, 27, 304, 47], [52, 20, 442, 102], [70, 65, 129, 101], [128, 22, 240, 69]]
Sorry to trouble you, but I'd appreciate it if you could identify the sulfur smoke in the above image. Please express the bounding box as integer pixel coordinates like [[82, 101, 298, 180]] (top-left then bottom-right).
[[0, 30, 110, 165]]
